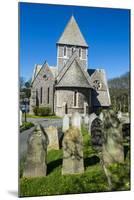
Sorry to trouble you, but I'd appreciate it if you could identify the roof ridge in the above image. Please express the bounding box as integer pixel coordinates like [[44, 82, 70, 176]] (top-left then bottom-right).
[[57, 15, 88, 47]]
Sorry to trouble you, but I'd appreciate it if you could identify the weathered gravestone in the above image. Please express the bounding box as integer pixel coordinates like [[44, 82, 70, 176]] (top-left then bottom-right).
[[84, 114, 89, 129], [62, 114, 70, 133], [91, 117, 104, 151], [23, 124, 49, 177], [88, 113, 98, 134], [117, 111, 122, 120], [62, 127, 84, 175], [101, 110, 124, 166], [45, 126, 59, 150], [20, 110, 22, 126], [71, 112, 81, 130]]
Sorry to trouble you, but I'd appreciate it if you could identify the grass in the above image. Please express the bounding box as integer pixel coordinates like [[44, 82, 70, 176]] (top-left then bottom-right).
[[19, 125, 130, 197], [23, 113, 61, 119], [20, 122, 34, 132]]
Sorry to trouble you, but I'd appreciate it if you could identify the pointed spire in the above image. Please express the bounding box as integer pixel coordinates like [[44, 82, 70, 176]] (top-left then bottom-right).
[[57, 15, 88, 47]]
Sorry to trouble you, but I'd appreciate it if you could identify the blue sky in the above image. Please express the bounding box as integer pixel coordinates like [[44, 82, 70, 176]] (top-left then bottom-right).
[[19, 2, 130, 81]]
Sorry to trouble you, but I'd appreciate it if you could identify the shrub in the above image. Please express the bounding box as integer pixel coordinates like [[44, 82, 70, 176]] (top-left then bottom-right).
[[33, 106, 39, 116], [38, 107, 52, 116], [20, 122, 34, 132]]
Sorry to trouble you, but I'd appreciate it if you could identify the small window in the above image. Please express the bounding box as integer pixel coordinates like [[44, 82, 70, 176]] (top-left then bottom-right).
[[36, 89, 39, 106], [47, 87, 49, 104], [74, 91, 77, 107], [63, 46, 67, 56], [72, 47, 75, 55], [40, 87, 43, 104], [79, 48, 82, 58]]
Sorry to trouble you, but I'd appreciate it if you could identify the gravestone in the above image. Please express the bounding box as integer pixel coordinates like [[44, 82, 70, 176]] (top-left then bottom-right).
[[117, 111, 122, 119], [62, 114, 70, 133], [62, 127, 84, 175], [45, 126, 59, 150], [71, 112, 81, 130], [84, 114, 89, 128], [91, 118, 104, 151], [88, 113, 97, 134], [102, 110, 124, 166], [20, 110, 22, 126], [23, 124, 49, 177]]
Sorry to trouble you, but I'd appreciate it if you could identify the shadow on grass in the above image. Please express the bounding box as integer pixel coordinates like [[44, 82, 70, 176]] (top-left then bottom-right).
[[124, 145, 130, 160], [47, 159, 62, 175], [84, 155, 100, 168]]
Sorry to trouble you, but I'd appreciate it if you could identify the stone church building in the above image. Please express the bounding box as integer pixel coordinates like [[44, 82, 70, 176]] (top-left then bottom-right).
[[30, 15, 111, 117]]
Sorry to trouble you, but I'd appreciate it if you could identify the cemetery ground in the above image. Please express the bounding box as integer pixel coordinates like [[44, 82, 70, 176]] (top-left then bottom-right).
[[19, 125, 130, 197]]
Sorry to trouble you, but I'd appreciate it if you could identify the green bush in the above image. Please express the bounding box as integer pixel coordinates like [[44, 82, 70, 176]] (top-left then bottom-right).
[[38, 107, 51, 116], [33, 106, 51, 116], [33, 106, 39, 116]]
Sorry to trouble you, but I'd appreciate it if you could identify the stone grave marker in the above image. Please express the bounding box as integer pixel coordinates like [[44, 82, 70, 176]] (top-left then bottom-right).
[[91, 118, 104, 151], [20, 110, 22, 126], [62, 127, 84, 175], [23, 124, 49, 177], [102, 109, 124, 166], [71, 112, 81, 130], [45, 126, 59, 150], [84, 114, 89, 129], [88, 113, 97, 134], [62, 114, 70, 133]]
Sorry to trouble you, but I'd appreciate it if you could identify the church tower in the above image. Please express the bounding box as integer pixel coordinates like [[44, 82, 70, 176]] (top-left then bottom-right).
[[57, 15, 88, 72]]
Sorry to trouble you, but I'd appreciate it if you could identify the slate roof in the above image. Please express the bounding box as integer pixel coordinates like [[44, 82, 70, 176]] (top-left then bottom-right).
[[90, 69, 111, 106], [57, 15, 88, 47], [31, 64, 42, 83], [49, 66, 58, 78], [56, 51, 92, 88]]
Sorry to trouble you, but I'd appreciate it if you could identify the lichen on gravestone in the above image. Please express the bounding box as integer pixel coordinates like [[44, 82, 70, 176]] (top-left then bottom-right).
[[62, 127, 84, 175], [23, 124, 49, 177]]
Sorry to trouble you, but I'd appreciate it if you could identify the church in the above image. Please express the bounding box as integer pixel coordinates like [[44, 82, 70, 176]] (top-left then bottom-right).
[[30, 15, 111, 117]]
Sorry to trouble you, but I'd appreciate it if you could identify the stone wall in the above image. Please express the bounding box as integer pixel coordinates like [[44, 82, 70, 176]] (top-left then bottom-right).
[[55, 88, 91, 116], [57, 44, 87, 72], [30, 64, 55, 114]]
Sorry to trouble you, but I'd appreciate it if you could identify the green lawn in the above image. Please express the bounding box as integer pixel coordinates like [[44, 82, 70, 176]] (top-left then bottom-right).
[[23, 113, 61, 119], [19, 125, 130, 197]]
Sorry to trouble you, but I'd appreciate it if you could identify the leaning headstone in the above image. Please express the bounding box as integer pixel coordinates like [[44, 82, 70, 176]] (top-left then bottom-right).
[[71, 112, 81, 130], [45, 126, 59, 150], [102, 109, 124, 166], [62, 114, 70, 133], [91, 118, 104, 151], [88, 113, 97, 134], [62, 127, 84, 175], [20, 110, 22, 126], [23, 124, 49, 177]]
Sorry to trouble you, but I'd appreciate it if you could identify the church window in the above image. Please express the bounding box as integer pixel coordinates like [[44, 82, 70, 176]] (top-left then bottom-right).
[[63, 46, 67, 57], [74, 91, 78, 107], [40, 87, 43, 104], [47, 87, 50, 104], [36, 89, 39, 106], [72, 47, 75, 55], [79, 48, 82, 58]]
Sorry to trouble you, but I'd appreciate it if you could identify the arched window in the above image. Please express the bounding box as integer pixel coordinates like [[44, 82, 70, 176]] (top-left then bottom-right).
[[40, 87, 43, 104], [74, 91, 78, 107], [63, 46, 67, 57], [72, 47, 75, 55], [36, 89, 39, 106], [47, 87, 49, 104], [79, 48, 82, 58]]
